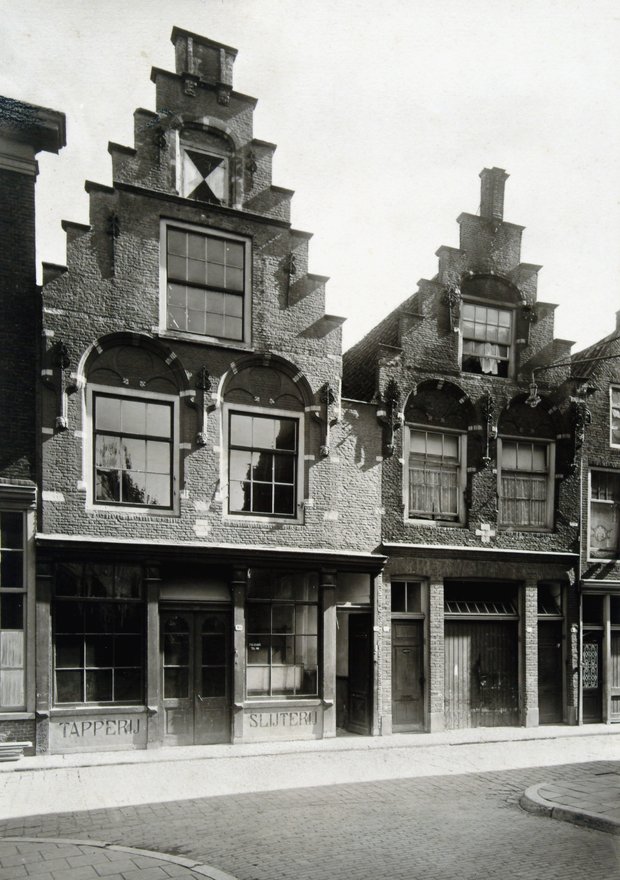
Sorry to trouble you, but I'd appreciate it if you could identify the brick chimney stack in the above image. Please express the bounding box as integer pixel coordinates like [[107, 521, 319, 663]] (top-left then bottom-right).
[[479, 167, 509, 220], [171, 27, 237, 104]]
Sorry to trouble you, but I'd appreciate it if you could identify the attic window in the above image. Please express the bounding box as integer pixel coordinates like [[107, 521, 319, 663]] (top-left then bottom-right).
[[461, 303, 512, 377]]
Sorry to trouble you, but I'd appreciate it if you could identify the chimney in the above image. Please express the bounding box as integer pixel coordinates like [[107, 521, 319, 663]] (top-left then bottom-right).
[[171, 28, 237, 104], [479, 167, 509, 220]]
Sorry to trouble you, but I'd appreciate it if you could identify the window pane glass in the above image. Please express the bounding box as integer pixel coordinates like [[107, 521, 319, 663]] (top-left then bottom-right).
[[410, 431, 426, 453], [202, 666, 226, 697], [84, 565, 114, 598], [0, 513, 22, 549], [532, 445, 546, 471], [85, 635, 113, 667], [54, 601, 83, 631], [0, 630, 23, 668], [226, 292, 243, 318], [202, 634, 226, 666], [167, 282, 187, 307], [122, 438, 146, 472], [272, 605, 294, 633], [164, 631, 189, 667], [229, 480, 251, 512], [443, 435, 458, 459], [146, 403, 171, 438], [230, 449, 252, 482], [246, 665, 269, 696], [167, 305, 186, 332], [0, 594, 23, 629], [226, 241, 244, 268], [115, 668, 142, 702], [115, 635, 142, 666], [145, 474, 171, 507], [95, 396, 121, 431], [56, 669, 83, 703], [96, 470, 120, 502], [168, 254, 187, 279], [295, 604, 317, 634], [207, 262, 226, 288], [462, 303, 475, 320], [252, 418, 276, 450], [247, 636, 269, 664], [206, 313, 225, 337], [187, 233, 206, 260], [187, 259, 206, 285], [56, 636, 82, 668], [226, 267, 244, 291], [207, 237, 226, 264], [96, 435, 120, 469], [246, 604, 271, 633], [501, 441, 517, 469], [426, 432, 443, 456], [230, 414, 252, 447], [252, 450, 273, 482], [121, 399, 146, 435], [275, 420, 296, 450], [206, 290, 225, 316], [0, 552, 22, 589], [122, 471, 147, 505], [516, 444, 533, 471], [253, 483, 273, 513], [167, 229, 187, 257], [590, 501, 620, 558], [146, 440, 170, 474], [164, 667, 189, 699], [86, 669, 113, 701], [274, 455, 295, 484], [391, 582, 406, 612], [115, 566, 142, 599], [224, 316, 243, 340], [0, 669, 24, 708]]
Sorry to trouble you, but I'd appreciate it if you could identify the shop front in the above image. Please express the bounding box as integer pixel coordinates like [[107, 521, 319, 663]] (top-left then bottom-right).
[[35, 539, 384, 753]]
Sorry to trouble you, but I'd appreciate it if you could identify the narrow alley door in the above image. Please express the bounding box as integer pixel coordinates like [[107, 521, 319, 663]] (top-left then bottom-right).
[[348, 614, 372, 734], [391, 620, 424, 730], [161, 609, 231, 745], [582, 630, 603, 723]]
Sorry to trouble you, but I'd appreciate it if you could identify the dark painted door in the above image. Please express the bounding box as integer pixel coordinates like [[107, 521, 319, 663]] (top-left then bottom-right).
[[582, 629, 603, 723], [348, 614, 372, 734], [391, 620, 424, 730], [161, 610, 231, 744], [538, 620, 563, 724], [444, 621, 518, 729]]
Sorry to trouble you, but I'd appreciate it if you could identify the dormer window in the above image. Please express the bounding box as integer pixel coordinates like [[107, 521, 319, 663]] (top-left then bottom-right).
[[461, 303, 512, 377]]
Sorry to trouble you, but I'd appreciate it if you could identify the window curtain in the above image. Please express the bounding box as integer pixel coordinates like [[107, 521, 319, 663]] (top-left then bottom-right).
[[500, 473, 547, 527], [409, 463, 458, 517]]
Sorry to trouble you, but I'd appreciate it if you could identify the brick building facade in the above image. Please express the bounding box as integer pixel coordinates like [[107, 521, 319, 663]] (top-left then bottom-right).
[[343, 167, 584, 733], [0, 29, 617, 754]]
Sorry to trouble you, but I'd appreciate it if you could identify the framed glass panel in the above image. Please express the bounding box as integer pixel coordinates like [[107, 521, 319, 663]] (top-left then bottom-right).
[[408, 429, 461, 521]]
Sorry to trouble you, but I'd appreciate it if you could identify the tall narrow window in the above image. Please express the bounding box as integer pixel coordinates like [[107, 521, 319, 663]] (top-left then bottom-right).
[[93, 394, 173, 508], [53, 563, 144, 705], [499, 440, 551, 528], [246, 570, 318, 698], [461, 303, 512, 376], [0, 512, 25, 710], [590, 471, 620, 558], [166, 226, 247, 341], [611, 387, 620, 448], [408, 429, 462, 522], [228, 412, 299, 517]]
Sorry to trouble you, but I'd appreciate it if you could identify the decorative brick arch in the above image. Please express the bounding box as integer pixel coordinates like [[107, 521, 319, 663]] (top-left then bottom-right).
[[403, 378, 475, 430], [219, 353, 314, 411], [78, 332, 190, 395]]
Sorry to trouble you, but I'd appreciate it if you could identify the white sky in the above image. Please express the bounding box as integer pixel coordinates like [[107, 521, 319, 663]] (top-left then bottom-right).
[[3, 0, 619, 353]]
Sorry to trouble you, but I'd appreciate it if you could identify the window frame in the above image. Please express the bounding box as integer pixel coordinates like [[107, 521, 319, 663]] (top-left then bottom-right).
[[610, 386, 620, 449], [0, 511, 27, 711], [84, 384, 179, 515], [404, 425, 467, 525], [497, 436, 555, 531], [588, 468, 620, 560], [460, 298, 515, 378], [159, 219, 252, 346], [223, 404, 304, 523]]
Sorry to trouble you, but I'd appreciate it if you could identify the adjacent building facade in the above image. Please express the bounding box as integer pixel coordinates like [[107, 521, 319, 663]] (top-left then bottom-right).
[[0, 29, 617, 754]]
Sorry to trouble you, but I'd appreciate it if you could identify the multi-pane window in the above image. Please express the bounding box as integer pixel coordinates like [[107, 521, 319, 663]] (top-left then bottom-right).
[[53, 563, 144, 704], [461, 303, 512, 376], [0, 512, 25, 709], [408, 429, 461, 521], [391, 581, 422, 613], [611, 388, 620, 447], [246, 570, 318, 698], [166, 226, 246, 341], [93, 394, 173, 508], [499, 440, 550, 528], [229, 413, 298, 517], [590, 471, 620, 558]]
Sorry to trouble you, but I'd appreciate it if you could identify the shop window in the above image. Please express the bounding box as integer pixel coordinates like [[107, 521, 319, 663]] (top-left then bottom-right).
[[246, 570, 318, 698], [228, 412, 299, 518], [164, 223, 249, 342], [611, 388, 620, 448], [590, 470, 620, 559], [610, 597, 620, 625], [391, 581, 422, 614], [93, 393, 174, 509], [461, 303, 513, 376], [407, 428, 464, 522], [499, 439, 553, 529], [180, 144, 229, 205], [53, 563, 144, 705], [0, 512, 25, 710]]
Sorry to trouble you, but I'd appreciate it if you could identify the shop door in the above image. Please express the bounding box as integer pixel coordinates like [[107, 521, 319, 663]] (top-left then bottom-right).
[[161, 610, 231, 745], [391, 621, 424, 730], [538, 621, 563, 724], [444, 621, 518, 729], [582, 630, 603, 723], [348, 614, 372, 734]]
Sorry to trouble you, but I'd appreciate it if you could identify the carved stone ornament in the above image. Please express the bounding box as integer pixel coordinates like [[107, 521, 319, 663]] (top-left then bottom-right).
[[42, 340, 74, 431], [377, 378, 403, 457], [444, 284, 462, 332], [480, 391, 496, 468], [194, 364, 213, 447], [313, 381, 341, 457]]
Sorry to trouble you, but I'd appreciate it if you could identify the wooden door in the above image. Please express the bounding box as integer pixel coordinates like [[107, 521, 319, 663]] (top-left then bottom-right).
[[444, 620, 518, 729], [161, 610, 231, 745], [391, 620, 424, 730], [610, 631, 620, 723], [582, 630, 603, 723], [348, 614, 371, 734], [538, 620, 563, 724]]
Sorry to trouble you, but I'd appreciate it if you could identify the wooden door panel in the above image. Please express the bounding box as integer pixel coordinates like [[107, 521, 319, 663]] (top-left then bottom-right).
[[538, 621, 563, 724], [391, 621, 424, 729], [348, 614, 371, 734], [582, 630, 603, 723]]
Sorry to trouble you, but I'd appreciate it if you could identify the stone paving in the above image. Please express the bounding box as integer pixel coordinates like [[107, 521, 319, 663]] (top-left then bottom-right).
[[1, 729, 619, 879]]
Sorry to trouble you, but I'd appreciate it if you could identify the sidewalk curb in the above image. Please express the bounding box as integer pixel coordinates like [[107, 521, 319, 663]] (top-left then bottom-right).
[[520, 784, 620, 836], [0, 836, 241, 880]]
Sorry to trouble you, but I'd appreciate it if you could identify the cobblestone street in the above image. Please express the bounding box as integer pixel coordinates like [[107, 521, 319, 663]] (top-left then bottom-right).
[[1, 759, 619, 880]]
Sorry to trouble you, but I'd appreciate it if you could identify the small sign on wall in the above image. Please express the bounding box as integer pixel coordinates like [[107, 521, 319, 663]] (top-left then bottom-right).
[[243, 706, 323, 742], [50, 713, 147, 753]]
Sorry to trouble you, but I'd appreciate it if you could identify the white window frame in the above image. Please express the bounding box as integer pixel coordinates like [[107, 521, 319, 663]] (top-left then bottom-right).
[[588, 468, 620, 560], [222, 403, 305, 524], [83, 383, 179, 515], [460, 299, 515, 378], [610, 386, 620, 449], [0, 510, 27, 712], [159, 219, 252, 347], [404, 426, 466, 525], [497, 436, 555, 531]]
